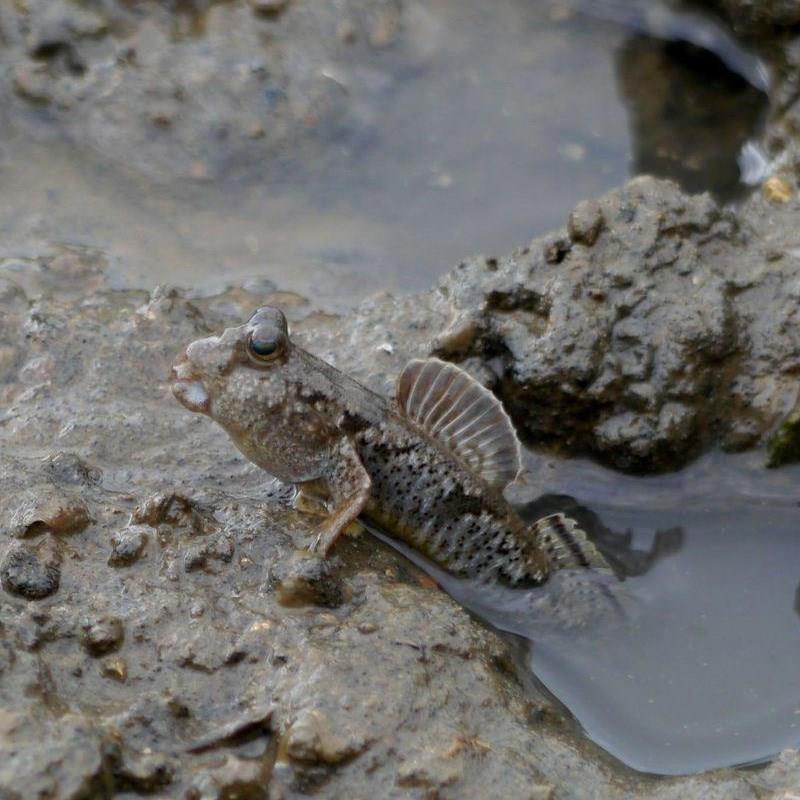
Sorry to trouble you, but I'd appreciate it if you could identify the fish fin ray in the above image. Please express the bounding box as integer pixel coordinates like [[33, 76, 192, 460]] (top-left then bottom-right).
[[396, 358, 521, 488], [531, 513, 610, 571]]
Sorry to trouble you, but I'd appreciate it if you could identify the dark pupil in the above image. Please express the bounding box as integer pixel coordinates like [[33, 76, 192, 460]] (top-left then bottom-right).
[[251, 336, 278, 357]]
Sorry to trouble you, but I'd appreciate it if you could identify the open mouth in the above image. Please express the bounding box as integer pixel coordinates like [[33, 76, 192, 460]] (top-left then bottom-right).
[[170, 357, 210, 414]]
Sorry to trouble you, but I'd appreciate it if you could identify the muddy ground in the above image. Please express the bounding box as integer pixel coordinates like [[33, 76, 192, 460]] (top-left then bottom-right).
[[2, 262, 800, 799], [3, 0, 800, 798]]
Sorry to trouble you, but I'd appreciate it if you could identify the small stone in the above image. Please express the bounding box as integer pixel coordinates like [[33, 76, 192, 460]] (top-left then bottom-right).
[[543, 236, 571, 264], [285, 709, 360, 764], [132, 492, 211, 534], [25, 5, 107, 57], [189, 601, 206, 618], [7, 489, 90, 538], [183, 544, 207, 572], [396, 750, 461, 788], [357, 622, 378, 634], [567, 199, 605, 246], [81, 616, 124, 656], [109, 525, 148, 566], [100, 656, 128, 682], [115, 751, 174, 793], [165, 694, 191, 719], [0, 541, 61, 600], [249, 0, 289, 16], [763, 175, 793, 204], [43, 452, 102, 486]]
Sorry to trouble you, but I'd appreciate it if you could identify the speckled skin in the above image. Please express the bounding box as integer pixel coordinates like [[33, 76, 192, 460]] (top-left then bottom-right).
[[172, 308, 550, 587]]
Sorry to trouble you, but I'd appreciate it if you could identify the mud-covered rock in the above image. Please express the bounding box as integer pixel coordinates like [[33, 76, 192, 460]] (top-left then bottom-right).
[[108, 524, 149, 566], [284, 708, 364, 764], [81, 615, 124, 656], [0, 540, 61, 600], [297, 176, 800, 472], [4, 488, 90, 538]]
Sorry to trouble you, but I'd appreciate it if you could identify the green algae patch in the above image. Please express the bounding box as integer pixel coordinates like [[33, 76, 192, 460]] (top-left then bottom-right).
[[767, 404, 800, 467]]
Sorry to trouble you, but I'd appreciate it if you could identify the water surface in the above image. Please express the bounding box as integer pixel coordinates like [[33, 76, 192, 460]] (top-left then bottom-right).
[[375, 451, 800, 775], [0, 0, 766, 308]]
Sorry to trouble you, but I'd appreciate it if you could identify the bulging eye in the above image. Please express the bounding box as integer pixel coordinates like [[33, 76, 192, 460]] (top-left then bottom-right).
[[247, 331, 284, 363]]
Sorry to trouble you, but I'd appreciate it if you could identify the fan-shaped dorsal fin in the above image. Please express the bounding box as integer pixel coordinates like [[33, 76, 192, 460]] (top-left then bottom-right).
[[396, 358, 522, 488]]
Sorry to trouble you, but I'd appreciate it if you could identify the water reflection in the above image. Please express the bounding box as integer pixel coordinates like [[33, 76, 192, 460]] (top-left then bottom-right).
[[614, 29, 768, 201], [519, 493, 684, 578], [373, 452, 800, 775]]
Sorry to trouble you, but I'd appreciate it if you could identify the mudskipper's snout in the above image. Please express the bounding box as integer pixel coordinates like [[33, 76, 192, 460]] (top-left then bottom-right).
[[170, 350, 211, 414]]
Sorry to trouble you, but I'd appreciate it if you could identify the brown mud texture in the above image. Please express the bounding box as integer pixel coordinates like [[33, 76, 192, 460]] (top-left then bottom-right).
[[4, 0, 800, 798]]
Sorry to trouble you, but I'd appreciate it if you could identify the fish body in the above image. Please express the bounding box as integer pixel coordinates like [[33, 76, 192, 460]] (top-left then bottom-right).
[[171, 307, 606, 587]]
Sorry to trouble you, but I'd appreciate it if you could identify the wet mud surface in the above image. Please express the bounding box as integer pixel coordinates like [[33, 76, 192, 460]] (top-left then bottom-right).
[[3, 0, 800, 797], [1, 269, 800, 797]]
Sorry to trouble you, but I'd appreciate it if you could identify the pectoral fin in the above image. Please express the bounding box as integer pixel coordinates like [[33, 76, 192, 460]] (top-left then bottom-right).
[[308, 438, 371, 556]]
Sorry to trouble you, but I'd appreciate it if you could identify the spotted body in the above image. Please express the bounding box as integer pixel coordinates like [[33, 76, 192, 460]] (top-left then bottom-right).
[[171, 307, 607, 587]]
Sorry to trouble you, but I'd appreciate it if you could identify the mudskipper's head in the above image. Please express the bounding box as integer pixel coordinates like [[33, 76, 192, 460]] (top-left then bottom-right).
[[171, 306, 293, 435]]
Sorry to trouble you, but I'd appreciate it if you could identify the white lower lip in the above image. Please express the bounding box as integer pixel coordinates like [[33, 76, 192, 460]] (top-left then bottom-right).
[[172, 379, 210, 413]]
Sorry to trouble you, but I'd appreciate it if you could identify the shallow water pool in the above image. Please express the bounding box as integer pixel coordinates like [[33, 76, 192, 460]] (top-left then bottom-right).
[[375, 451, 800, 775]]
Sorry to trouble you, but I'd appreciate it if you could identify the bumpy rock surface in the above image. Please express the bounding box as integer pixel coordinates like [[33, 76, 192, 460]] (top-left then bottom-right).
[[297, 175, 800, 472], [3, 253, 800, 797]]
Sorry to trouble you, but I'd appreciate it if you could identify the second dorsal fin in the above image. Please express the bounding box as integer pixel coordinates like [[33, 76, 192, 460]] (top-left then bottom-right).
[[531, 513, 611, 571], [396, 358, 521, 488]]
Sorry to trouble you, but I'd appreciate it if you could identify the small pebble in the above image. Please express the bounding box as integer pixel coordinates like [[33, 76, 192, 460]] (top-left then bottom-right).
[[81, 616, 124, 656], [543, 236, 571, 264], [0, 541, 61, 600], [357, 622, 378, 634], [100, 656, 128, 682], [108, 525, 148, 567], [764, 175, 793, 204], [183, 544, 207, 573], [165, 694, 191, 718], [285, 709, 356, 764], [567, 199, 605, 247]]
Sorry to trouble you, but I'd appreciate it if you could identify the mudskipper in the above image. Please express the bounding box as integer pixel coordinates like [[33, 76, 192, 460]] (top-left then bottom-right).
[[171, 307, 608, 587]]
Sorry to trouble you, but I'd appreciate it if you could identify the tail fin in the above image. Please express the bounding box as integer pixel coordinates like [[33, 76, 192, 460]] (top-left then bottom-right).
[[531, 513, 611, 572]]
